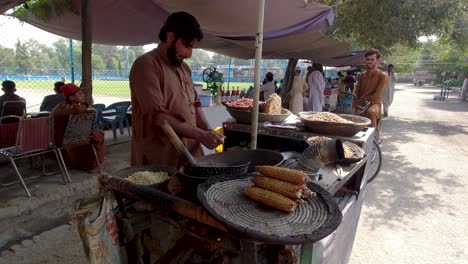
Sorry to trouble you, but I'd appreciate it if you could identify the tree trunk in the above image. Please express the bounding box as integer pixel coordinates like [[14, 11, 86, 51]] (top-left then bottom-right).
[[280, 58, 299, 109], [81, 0, 93, 104]]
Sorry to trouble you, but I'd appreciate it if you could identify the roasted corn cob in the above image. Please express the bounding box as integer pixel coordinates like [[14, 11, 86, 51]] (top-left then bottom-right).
[[252, 175, 304, 200], [244, 187, 297, 213], [301, 186, 316, 199], [255, 166, 307, 185]]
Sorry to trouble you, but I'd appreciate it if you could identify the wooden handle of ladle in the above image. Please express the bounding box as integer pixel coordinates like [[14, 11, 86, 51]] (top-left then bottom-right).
[[160, 120, 198, 166]]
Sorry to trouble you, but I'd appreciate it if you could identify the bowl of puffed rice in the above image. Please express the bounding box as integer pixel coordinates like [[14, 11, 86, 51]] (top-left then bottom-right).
[[112, 165, 178, 187], [298, 112, 371, 137]]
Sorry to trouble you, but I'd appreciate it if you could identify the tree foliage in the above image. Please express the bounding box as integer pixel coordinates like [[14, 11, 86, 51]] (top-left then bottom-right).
[[320, 0, 467, 52]]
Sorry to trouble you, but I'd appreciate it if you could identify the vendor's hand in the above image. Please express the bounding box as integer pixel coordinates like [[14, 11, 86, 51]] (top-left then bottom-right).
[[197, 130, 225, 149]]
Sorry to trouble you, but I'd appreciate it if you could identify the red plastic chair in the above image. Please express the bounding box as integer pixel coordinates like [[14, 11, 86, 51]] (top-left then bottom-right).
[[0, 116, 20, 148], [54, 109, 102, 182], [0, 113, 67, 196], [1, 101, 26, 118]]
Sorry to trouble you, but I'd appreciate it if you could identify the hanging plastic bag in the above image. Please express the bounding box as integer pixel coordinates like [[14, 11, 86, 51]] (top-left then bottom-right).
[[73, 191, 122, 264]]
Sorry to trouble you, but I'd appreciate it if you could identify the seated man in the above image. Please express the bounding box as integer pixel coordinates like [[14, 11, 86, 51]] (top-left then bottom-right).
[[352, 49, 388, 129], [52, 83, 104, 171], [0, 80, 26, 117], [40, 81, 65, 112]]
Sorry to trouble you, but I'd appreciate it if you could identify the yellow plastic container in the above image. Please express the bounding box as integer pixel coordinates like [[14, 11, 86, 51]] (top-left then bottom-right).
[[214, 127, 224, 153]]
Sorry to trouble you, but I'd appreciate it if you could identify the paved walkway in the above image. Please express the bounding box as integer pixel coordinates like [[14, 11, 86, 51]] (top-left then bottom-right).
[[350, 84, 468, 263]]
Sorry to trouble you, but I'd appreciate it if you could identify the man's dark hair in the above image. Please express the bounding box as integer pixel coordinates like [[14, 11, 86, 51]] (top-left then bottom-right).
[[266, 72, 274, 82], [54, 81, 65, 93], [158, 12, 203, 44], [1, 80, 16, 93], [337, 72, 343, 76], [388, 64, 394, 68], [365, 48, 381, 59]]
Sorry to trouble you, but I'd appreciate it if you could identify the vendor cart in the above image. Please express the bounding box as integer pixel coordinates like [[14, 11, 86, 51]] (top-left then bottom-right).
[[99, 118, 374, 264]]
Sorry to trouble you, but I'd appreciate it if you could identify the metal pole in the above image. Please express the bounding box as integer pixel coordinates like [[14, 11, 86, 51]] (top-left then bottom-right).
[[250, 0, 265, 150], [227, 56, 232, 89], [69, 39, 75, 83], [125, 46, 129, 78]]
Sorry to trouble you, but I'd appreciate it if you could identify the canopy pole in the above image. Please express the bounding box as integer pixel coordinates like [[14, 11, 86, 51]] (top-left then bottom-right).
[[69, 39, 75, 84], [227, 57, 232, 89], [81, 0, 93, 104], [250, 0, 265, 150]]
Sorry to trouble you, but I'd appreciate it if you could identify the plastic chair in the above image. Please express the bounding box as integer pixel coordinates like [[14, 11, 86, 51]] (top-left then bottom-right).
[[54, 109, 102, 182], [1, 101, 26, 118], [0, 116, 20, 148], [0, 113, 67, 196], [92, 104, 106, 129], [103, 103, 131, 140], [104, 101, 131, 112]]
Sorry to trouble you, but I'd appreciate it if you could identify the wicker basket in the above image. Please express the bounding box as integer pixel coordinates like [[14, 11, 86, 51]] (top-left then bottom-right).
[[298, 112, 371, 137], [226, 107, 292, 124]]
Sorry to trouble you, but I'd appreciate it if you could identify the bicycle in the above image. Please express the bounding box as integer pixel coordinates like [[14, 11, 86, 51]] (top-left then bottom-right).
[[336, 91, 382, 183]]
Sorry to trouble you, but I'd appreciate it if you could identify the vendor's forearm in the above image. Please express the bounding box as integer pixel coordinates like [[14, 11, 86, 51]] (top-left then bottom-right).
[[156, 112, 204, 141], [195, 106, 212, 131]]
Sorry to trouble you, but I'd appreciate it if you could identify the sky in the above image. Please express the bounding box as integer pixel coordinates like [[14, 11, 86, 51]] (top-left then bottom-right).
[[0, 15, 157, 51]]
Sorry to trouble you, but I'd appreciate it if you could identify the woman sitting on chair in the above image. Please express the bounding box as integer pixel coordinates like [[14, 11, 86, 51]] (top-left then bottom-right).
[[52, 83, 104, 171]]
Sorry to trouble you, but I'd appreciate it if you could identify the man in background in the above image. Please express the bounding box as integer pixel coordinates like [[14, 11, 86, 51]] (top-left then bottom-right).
[[40, 81, 65, 112], [383, 64, 398, 116], [307, 63, 326, 112], [289, 67, 308, 114], [353, 48, 388, 128], [459, 73, 468, 102], [0, 80, 26, 117]]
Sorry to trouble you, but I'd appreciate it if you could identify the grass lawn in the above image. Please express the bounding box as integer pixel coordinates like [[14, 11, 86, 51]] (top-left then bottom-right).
[[13, 80, 254, 97]]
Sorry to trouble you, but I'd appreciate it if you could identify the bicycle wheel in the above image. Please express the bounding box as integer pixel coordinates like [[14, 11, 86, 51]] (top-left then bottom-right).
[[367, 139, 382, 183]]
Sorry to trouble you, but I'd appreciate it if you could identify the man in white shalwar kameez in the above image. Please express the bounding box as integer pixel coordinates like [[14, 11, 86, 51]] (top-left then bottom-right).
[[289, 67, 309, 114], [459, 73, 468, 101], [307, 63, 325, 112], [383, 64, 398, 116]]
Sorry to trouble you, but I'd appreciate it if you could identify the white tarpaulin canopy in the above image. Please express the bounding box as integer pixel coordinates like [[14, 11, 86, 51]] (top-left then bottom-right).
[[2, 0, 352, 61]]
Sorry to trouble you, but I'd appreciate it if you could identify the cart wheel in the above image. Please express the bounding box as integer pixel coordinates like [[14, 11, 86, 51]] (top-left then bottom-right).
[[367, 139, 382, 183]]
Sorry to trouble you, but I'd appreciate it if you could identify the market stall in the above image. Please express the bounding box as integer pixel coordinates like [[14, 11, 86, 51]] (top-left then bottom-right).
[[93, 103, 374, 263]]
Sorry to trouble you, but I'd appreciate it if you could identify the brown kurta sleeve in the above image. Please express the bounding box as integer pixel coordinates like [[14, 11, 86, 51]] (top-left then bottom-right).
[[370, 71, 388, 105]]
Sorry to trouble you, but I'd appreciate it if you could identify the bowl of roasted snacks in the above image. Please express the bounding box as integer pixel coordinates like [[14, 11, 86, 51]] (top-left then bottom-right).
[[226, 94, 292, 123], [299, 112, 371, 137]]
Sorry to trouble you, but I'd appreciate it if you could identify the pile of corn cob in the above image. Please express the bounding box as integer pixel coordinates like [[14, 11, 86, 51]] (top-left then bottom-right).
[[244, 166, 316, 213]]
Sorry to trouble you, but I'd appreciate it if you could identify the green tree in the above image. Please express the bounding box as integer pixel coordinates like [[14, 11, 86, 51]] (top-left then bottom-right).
[[0, 45, 15, 68], [14, 40, 31, 74], [211, 53, 230, 66], [322, 0, 467, 51], [186, 49, 211, 69], [53, 39, 70, 69], [386, 44, 422, 73]]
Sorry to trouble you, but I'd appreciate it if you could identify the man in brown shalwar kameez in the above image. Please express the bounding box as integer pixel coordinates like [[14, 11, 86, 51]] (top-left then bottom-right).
[[129, 12, 224, 168], [352, 49, 388, 129]]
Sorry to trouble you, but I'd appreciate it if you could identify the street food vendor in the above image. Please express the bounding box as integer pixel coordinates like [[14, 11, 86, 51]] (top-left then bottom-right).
[[352, 48, 388, 128], [129, 12, 224, 168]]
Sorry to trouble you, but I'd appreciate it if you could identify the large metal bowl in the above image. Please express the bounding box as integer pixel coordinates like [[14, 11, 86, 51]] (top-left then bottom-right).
[[196, 149, 284, 172], [227, 107, 292, 124], [298, 112, 371, 137]]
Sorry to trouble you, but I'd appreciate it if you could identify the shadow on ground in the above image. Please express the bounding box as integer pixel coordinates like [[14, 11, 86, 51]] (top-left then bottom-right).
[[423, 98, 468, 113], [361, 113, 465, 230]]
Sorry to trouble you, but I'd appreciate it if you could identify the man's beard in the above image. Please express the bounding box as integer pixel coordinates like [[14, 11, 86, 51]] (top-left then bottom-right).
[[168, 42, 183, 66]]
